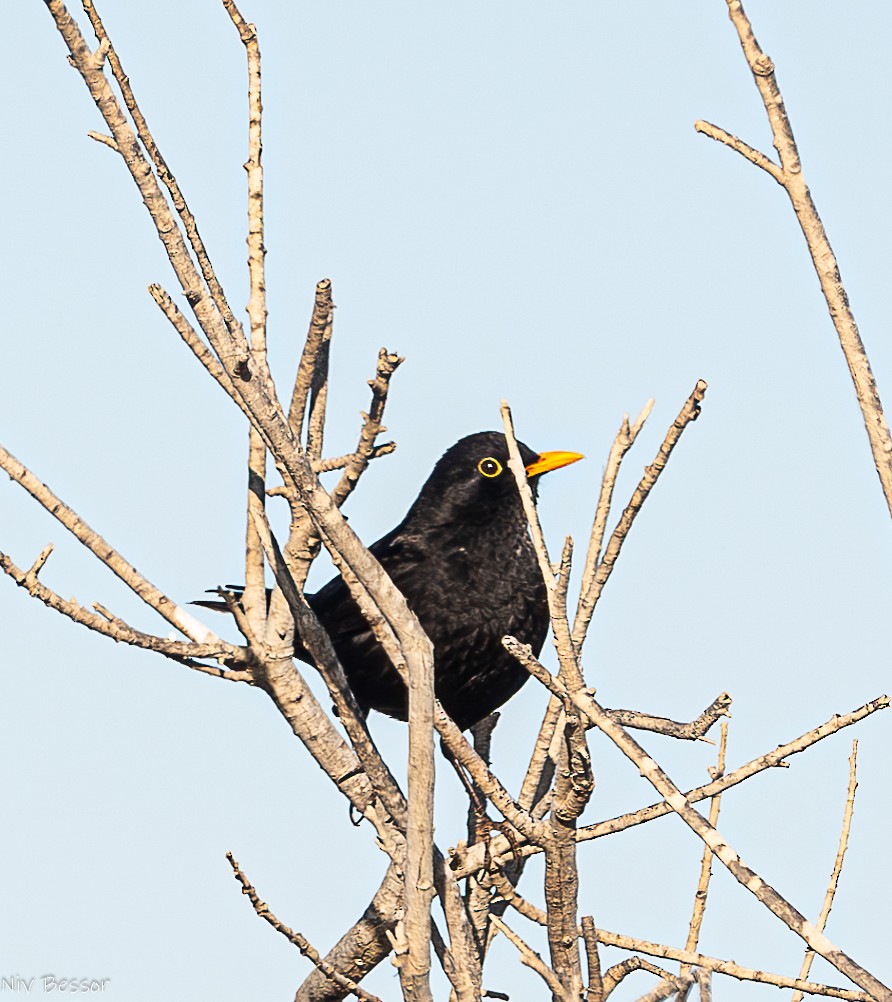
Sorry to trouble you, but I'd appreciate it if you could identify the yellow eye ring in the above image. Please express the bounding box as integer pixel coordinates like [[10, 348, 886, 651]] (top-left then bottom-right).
[[477, 457, 503, 478]]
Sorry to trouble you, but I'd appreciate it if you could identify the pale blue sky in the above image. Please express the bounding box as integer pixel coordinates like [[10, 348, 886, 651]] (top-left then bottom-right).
[[3, 3, 891, 999]]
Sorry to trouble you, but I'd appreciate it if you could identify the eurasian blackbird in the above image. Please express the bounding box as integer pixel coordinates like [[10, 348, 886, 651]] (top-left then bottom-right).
[[305, 431, 582, 729], [210, 432, 582, 730]]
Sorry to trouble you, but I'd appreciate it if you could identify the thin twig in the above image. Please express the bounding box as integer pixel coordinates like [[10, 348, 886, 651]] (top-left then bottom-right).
[[26, 543, 54, 580], [574, 380, 707, 637], [488, 914, 568, 1001], [602, 693, 731, 741], [681, 723, 729, 984], [693, 967, 713, 1002], [509, 644, 892, 1001], [589, 926, 871, 1001], [581, 915, 604, 1002], [632, 977, 685, 1002], [693, 120, 783, 182], [518, 696, 563, 812], [330, 349, 404, 507], [222, 0, 269, 640], [81, 0, 243, 341], [572, 399, 653, 649], [148, 284, 244, 407], [0, 441, 223, 644], [700, 0, 892, 516], [288, 278, 333, 443], [86, 129, 118, 152], [601, 956, 681, 998], [449, 695, 888, 880], [226, 852, 383, 1002], [469, 882, 874, 1001], [312, 442, 396, 474], [791, 740, 859, 1002], [0, 549, 249, 679], [222, 0, 266, 354], [502, 402, 588, 998]]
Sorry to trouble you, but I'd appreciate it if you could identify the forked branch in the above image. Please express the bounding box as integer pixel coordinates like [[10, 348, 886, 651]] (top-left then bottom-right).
[[697, 0, 892, 517]]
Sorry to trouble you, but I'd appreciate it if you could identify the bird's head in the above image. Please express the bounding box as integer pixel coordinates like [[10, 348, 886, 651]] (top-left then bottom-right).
[[407, 431, 583, 527]]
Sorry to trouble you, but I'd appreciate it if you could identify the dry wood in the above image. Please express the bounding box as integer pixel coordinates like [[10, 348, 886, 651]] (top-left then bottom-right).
[[226, 852, 383, 1002], [510, 645, 892, 1000], [679, 723, 729, 989], [21, 6, 892, 1001], [574, 381, 707, 639], [80, 0, 243, 343], [697, 0, 892, 517], [581, 915, 603, 1002], [295, 863, 402, 1002], [572, 400, 653, 649], [449, 694, 888, 879], [0, 442, 223, 644], [489, 914, 568, 1001], [601, 956, 681, 998], [791, 740, 859, 1002], [0, 548, 248, 679]]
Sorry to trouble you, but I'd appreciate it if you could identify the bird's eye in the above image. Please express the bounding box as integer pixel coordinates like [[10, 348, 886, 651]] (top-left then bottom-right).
[[477, 457, 502, 478]]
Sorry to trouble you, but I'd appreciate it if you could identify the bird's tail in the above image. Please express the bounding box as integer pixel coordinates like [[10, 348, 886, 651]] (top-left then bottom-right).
[[191, 585, 248, 613]]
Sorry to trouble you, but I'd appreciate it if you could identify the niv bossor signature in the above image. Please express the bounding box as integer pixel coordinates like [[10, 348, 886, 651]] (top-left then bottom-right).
[[1, 976, 110, 994]]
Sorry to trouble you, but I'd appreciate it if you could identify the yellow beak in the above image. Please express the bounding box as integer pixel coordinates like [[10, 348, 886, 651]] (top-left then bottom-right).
[[524, 450, 584, 478]]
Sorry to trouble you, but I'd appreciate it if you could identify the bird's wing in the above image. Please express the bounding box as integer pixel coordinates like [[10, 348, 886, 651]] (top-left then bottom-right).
[[307, 527, 431, 648]]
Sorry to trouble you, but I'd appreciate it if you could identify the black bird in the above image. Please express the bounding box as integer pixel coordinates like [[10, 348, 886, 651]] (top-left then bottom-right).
[[302, 432, 581, 729], [211, 432, 582, 730]]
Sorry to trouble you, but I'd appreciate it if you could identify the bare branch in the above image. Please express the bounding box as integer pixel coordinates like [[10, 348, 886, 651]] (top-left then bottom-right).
[[511, 645, 892, 1000], [791, 740, 860, 1002], [581, 915, 604, 1002], [222, 0, 266, 354], [243, 432, 268, 639], [701, 0, 892, 516], [247, 503, 408, 826], [578, 695, 886, 847], [693, 967, 713, 1002], [630, 976, 685, 1002], [330, 349, 404, 508], [86, 128, 118, 152], [488, 914, 568, 1001], [26, 543, 54, 580], [574, 380, 707, 641], [81, 0, 243, 341], [226, 852, 383, 1002], [502, 402, 589, 997], [681, 723, 729, 982], [693, 119, 783, 182], [295, 863, 401, 1002], [591, 926, 873, 1001], [0, 549, 249, 680], [572, 399, 653, 649], [148, 284, 242, 403], [518, 696, 563, 813], [450, 694, 888, 880], [0, 442, 223, 644], [289, 279, 334, 445], [403, 572, 436, 1001], [602, 693, 731, 741], [601, 956, 682, 998], [313, 442, 396, 475], [501, 401, 582, 686]]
